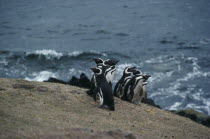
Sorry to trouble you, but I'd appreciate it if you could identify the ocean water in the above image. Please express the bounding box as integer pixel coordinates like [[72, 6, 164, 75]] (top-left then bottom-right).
[[0, 0, 210, 115]]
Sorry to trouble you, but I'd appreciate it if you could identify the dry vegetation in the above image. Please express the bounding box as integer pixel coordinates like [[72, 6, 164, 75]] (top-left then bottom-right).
[[0, 78, 210, 139]]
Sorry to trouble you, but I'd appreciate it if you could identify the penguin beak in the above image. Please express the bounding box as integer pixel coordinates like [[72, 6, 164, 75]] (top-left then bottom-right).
[[93, 58, 99, 61], [143, 74, 151, 79], [147, 75, 151, 77], [93, 58, 103, 64], [90, 68, 100, 73], [128, 67, 137, 72], [112, 59, 119, 64]]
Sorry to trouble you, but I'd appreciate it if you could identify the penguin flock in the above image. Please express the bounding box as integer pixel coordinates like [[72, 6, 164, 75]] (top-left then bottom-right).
[[86, 58, 151, 111]]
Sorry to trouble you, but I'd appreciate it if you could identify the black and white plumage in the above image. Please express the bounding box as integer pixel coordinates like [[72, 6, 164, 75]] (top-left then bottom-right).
[[113, 66, 136, 98], [90, 66, 115, 111], [141, 74, 151, 103], [125, 70, 151, 104], [87, 58, 119, 96], [103, 59, 119, 87]]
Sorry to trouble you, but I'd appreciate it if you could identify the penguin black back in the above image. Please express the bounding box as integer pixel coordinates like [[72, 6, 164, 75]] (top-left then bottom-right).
[[114, 66, 136, 97], [87, 58, 119, 96], [90, 66, 115, 111]]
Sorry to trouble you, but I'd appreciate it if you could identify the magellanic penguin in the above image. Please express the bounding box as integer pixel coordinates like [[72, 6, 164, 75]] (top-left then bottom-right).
[[87, 58, 105, 96], [103, 59, 119, 87], [124, 69, 143, 103], [125, 70, 151, 104], [87, 58, 119, 96], [141, 74, 151, 103], [93, 58, 104, 65], [113, 66, 136, 98], [93, 58, 119, 86], [90, 66, 115, 111]]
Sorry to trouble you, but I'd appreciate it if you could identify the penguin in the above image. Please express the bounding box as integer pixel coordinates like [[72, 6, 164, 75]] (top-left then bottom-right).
[[90, 66, 115, 111], [113, 66, 136, 98], [128, 70, 144, 104], [87, 58, 106, 96], [87, 58, 119, 96], [94, 58, 119, 86], [120, 69, 141, 101], [125, 70, 151, 104], [103, 59, 119, 87], [93, 58, 104, 65], [93, 58, 119, 85], [141, 74, 151, 103]]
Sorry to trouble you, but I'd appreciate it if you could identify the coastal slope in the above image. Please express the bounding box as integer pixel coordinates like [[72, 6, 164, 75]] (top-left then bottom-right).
[[0, 78, 210, 139]]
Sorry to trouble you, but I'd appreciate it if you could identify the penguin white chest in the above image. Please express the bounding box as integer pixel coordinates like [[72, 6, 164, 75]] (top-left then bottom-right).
[[133, 77, 143, 94], [96, 88, 104, 106], [106, 68, 116, 83], [106, 72, 112, 83], [134, 81, 143, 94]]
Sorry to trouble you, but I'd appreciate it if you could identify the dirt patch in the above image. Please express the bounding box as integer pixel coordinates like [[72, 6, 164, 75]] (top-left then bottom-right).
[[13, 84, 35, 90]]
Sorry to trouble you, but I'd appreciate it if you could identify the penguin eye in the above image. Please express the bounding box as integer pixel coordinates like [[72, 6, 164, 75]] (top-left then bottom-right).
[[95, 69, 101, 73], [96, 68, 102, 75]]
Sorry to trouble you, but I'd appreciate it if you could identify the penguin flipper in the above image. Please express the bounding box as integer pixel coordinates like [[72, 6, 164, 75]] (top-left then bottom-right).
[[87, 75, 96, 96], [113, 82, 119, 96], [109, 82, 112, 88], [92, 86, 100, 101], [129, 86, 134, 102]]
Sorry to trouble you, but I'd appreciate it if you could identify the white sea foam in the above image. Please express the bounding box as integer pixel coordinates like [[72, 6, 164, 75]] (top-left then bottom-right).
[[168, 102, 182, 110], [0, 59, 8, 65], [177, 57, 210, 82], [148, 71, 174, 88], [25, 71, 57, 82], [145, 57, 164, 64], [26, 49, 64, 59], [89, 50, 108, 57], [151, 56, 210, 115], [26, 49, 107, 59], [67, 50, 107, 57], [144, 55, 176, 64], [67, 51, 83, 57], [68, 68, 86, 76]]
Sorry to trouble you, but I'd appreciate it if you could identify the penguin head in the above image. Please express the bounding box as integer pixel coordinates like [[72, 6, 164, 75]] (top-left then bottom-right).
[[104, 59, 119, 66], [124, 66, 136, 75], [93, 58, 104, 65], [133, 69, 143, 75], [142, 74, 151, 85], [97, 63, 111, 72], [90, 67, 102, 75], [143, 74, 151, 81]]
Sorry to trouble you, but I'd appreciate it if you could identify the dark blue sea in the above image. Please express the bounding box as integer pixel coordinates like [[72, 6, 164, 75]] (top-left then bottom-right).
[[0, 0, 210, 115]]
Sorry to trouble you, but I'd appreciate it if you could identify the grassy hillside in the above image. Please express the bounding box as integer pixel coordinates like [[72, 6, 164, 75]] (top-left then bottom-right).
[[0, 78, 210, 139]]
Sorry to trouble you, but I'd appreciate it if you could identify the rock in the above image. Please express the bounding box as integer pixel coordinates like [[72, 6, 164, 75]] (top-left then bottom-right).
[[44, 77, 68, 84], [68, 73, 91, 89], [45, 73, 91, 89], [171, 108, 210, 128], [142, 98, 161, 109], [78, 73, 91, 89], [68, 76, 80, 86], [202, 117, 210, 127]]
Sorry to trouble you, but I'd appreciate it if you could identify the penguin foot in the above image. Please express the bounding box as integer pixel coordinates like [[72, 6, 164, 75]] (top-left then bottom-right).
[[97, 105, 102, 108], [109, 106, 115, 111], [86, 90, 92, 96]]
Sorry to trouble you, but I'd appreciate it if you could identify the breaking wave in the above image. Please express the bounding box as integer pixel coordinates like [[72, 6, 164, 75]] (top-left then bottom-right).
[[146, 56, 210, 115], [25, 71, 58, 82], [25, 49, 108, 60]]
